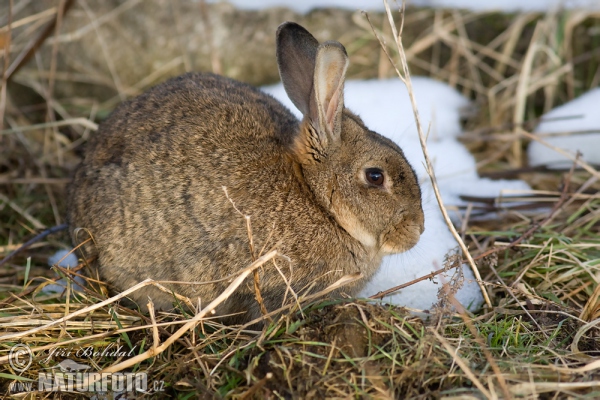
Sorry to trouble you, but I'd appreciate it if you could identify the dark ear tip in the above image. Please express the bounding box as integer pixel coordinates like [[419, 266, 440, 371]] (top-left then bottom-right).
[[276, 21, 311, 39]]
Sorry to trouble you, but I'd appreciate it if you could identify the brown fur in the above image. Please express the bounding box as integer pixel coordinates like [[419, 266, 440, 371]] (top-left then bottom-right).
[[67, 22, 424, 324]]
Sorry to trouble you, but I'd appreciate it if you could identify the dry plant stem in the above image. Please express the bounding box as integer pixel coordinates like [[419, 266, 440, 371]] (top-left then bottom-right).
[[369, 264, 455, 299], [0, 177, 71, 184], [450, 297, 511, 399], [47, 0, 67, 112], [0, 7, 57, 33], [511, 382, 600, 397], [0, 0, 12, 133], [3, 0, 75, 81], [169, 1, 192, 72], [199, 0, 222, 75], [1, 251, 279, 389], [519, 128, 600, 180], [0, 192, 46, 229], [431, 330, 493, 399], [152, 282, 195, 309], [0, 118, 98, 135], [147, 301, 160, 353], [254, 269, 270, 320], [472, 160, 575, 263], [488, 265, 547, 338], [242, 272, 362, 329], [0, 223, 67, 267], [551, 348, 600, 374], [240, 373, 273, 400], [81, 250, 279, 386], [208, 272, 363, 376], [512, 22, 543, 167], [79, 0, 126, 101], [378, 1, 491, 308], [580, 281, 600, 322], [0, 316, 222, 366], [43, 1, 68, 223], [223, 186, 270, 320], [0, 277, 159, 341], [0, 256, 94, 311], [246, 216, 269, 318], [572, 317, 600, 355]]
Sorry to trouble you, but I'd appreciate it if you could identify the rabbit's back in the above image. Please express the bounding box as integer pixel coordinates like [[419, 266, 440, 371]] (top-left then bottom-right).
[[83, 73, 298, 165]]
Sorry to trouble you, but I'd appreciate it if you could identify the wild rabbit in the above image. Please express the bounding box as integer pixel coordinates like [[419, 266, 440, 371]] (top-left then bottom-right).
[[67, 22, 424, 324]]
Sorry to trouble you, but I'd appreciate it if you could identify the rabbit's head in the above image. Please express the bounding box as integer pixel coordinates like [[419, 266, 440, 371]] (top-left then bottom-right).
[[277, 22, 424, 256]]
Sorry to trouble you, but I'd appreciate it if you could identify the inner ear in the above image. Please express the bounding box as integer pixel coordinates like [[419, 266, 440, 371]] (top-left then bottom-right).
[[312, 41, 349, 141]]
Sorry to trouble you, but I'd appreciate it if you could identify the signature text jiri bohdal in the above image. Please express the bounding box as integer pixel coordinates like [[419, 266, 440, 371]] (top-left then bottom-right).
[[44, 343, 138, 363]]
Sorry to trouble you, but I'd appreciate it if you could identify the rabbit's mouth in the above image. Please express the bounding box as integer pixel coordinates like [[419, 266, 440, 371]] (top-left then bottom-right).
[[379, 223, 423, 255]]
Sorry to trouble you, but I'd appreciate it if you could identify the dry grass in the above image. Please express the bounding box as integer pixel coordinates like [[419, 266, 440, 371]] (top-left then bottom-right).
[[1, 1, 600, 399]]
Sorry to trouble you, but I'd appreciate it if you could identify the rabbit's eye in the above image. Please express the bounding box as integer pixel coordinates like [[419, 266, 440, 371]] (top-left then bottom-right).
[[365, 168, 384, 186]]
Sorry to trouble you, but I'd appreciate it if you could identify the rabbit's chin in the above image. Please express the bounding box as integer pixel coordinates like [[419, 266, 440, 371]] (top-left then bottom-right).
[[379, 226, 423, 255]]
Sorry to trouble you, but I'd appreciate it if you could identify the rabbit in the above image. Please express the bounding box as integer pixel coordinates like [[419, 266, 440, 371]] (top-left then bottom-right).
[[67, 22, 425, 324]]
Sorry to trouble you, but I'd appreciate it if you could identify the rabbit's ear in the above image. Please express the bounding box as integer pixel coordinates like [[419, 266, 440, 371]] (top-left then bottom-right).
[[277, 22, 349, 162], [312, 41, 348, 143], [276, 22, 319, 116]]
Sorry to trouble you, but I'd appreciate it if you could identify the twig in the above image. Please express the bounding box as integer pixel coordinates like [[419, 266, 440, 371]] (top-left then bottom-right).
[[0, 223, 68, 267], [450, 296, 511, 399], [472, 157, 576, 263], [0, 0, 13, 132], [3, 0, 75, 82], [223, 186, 271, 321], [519, 128, 600, 180], [80, 250, 279, 388], [199, 0, 222, 75], [0, 277, 157, 341], [242, 273, 362, 329], [147, 301, 160, 353], [240, 373, 273, 400], [431, 330, 493, 399], [0, 117, 98, 135], [369, 264, 456, 300]]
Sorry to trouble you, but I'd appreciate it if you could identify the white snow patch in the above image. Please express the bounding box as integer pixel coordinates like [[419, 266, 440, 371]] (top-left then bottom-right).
[[528, 88, 600, 169], [43, 249, 85, 294]]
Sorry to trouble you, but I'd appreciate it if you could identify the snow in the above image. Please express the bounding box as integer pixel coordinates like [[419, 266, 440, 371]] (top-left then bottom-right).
[[263, 77, 534, 313], [42, 249, 84, 294], [211, 0, 600, 14], [528, 88, 600, 169]]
